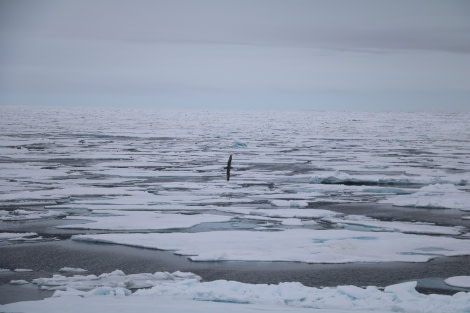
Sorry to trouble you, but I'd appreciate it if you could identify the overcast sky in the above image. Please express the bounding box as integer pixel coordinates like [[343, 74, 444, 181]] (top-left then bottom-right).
[[1, 0, 469, 111]]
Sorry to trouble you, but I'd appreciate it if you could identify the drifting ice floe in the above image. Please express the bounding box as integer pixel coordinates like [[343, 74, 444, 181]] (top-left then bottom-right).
[[323, 215, 464, 235], [445, 276, 470, 288], [60, 211, 232, 231], [73, 229, 470, 263], [2, 270, 470, 313], [31, 270, 200, 291], [219, 207, 338, 219], [10, 279, 29, 285], [309, 171, 466, 187], [381, 184, 470, 211]]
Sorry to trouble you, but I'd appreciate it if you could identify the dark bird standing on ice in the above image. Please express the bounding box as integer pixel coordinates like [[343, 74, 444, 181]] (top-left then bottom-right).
[[225, 155, 233, 181]]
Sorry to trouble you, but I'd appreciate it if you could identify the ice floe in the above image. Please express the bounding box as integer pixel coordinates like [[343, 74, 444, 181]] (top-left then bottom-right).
[[219, 207, 337, 219], [73, 229, 470, 263], [2, 270, 470, 313], [380, 184, 470, 211], [59, 211, 232, 231], [323, 215, 464, 235], [31, 270, 200, 291], [59, 267, 88, 273], [309, 171, 466, 187], [445, 276, 470, 288], [10, 280, 29, 285]]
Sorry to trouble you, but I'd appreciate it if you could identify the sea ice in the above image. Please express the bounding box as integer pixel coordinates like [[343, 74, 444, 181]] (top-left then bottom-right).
[[2, 270, 470, 313], [310, 171, 467, 189], [2, 107, 470, 312], [271, 200, 308, 208], [310, 171, 421, 186], [32, 270, 200, 291], [0, 232, 38, 241], [323, 215, 464, 235], [445, 276, 470, 288], [10, 280, 29, 285], [380, 184, 470, 211], [59, 211, 232, 231], [59, 267, 88, 273], [73, 229, 470, 263], [282, 218, 303, 226], [0, 209, 66, 221], [0, 186, 133, 203], [232, 139, 247, 148], [219, 207, 338, 219]]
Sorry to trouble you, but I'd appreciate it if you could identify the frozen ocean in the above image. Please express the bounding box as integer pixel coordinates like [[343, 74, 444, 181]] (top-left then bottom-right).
[[1, 105, 470, 312]]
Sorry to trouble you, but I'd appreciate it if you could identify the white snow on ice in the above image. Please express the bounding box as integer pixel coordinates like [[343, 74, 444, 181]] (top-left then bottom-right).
[[59, 211, 232, 231], [380, 184, 470, 211], [445, 276, 470, 288], [73, 229, 470, 263], [2, 270, 469, 313], [323, 215, 464, 235], [220, 207, 338, 219]]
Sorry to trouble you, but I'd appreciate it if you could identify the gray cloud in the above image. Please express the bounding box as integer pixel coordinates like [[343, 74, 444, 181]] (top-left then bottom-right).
[[1, 0, 470, 110]]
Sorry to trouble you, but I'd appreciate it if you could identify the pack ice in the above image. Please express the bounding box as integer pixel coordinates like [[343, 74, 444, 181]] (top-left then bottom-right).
[[2, 270, 470, 313]]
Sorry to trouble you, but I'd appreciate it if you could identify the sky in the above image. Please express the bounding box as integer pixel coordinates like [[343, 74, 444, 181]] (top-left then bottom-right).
[[1, 0, 469, 111]]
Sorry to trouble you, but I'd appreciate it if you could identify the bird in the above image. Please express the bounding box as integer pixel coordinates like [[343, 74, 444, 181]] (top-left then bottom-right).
[[224, 154, 233, 181]]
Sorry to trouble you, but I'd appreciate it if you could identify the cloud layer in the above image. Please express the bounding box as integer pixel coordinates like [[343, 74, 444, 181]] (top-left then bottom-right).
[[1, 0, 470, 110]]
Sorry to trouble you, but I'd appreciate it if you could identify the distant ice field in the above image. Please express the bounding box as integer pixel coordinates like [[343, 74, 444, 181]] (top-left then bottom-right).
[[1, 106, 469, 264]]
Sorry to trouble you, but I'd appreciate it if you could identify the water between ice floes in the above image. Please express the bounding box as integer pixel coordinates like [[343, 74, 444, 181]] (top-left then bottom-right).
[[1, 106, 470, 304]]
